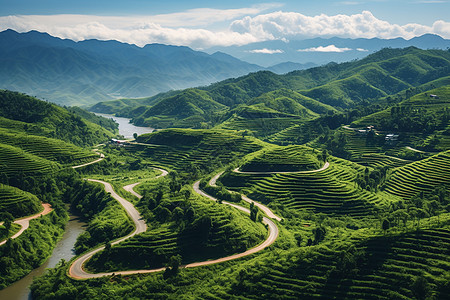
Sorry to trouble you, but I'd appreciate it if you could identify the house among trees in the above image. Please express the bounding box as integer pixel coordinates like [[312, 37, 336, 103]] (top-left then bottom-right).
[[358, 125, 375, 135], [385, 133, 399, 141]]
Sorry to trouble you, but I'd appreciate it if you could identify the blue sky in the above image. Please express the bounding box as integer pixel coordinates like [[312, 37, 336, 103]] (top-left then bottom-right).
[[0, 1, 449, 48]]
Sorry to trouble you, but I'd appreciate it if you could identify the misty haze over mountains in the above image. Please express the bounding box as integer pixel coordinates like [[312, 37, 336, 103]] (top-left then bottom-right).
[[0, 29, 449, 107]]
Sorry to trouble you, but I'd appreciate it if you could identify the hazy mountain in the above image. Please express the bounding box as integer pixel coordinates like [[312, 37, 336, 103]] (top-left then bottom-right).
[[90, 47, 450, 129], [0, 29, 263, 106], [207, 34, 450, 67]]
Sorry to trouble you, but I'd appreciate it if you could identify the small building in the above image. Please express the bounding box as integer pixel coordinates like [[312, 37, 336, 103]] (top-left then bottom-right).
[[385, 133, 399, 141]]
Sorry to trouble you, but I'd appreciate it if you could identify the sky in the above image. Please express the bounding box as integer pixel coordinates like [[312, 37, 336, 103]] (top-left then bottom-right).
[[0, 0, 449, 49]]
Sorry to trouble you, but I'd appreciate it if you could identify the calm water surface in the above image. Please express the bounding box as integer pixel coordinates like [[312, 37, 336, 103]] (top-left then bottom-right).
[[0, 215, 87, 300], [95, 113, 154, 138]]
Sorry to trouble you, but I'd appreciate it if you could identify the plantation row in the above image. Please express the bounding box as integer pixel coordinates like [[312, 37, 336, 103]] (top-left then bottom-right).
[[230, 227, 450, 299], [0, 143, 60, 176], [384, 150, 450, 199], [221, 157, 386, 217], [240, 145, 321, 172], [133, 129, 262, 172], [0, 184, 42, 218], [218, 116, 302, 138], [0, 129, 98, 165]]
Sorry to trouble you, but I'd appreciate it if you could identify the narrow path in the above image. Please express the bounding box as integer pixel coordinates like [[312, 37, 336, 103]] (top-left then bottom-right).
[[68, 179, 147, 279], [233, 161, 329, 175], [72, 152, 105, 169], [190, 181, 278, 266], [123, 167, 169, 199], [0, 203, 53, 246], [68, 171, 278, 279], [209, 172, 282, 221]]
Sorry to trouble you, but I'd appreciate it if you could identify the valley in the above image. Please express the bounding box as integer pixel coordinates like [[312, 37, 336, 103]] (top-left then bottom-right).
[[0, 46, 449, 300]]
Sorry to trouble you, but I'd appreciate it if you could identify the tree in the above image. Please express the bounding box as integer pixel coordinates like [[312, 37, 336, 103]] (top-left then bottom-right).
[[250, 202, 259, 222], [294, 233, 302, 247], [382, 219, 390, 235], [133, 133, 138, 140], [313, 226, 326, 244], [411, 274, 430, 300], [1, 212, 14, 233]]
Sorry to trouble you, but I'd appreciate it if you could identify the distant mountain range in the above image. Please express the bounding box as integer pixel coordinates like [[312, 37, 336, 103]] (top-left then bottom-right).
[[207, 34, 450, 67], [1, 30, 449, 107], [0, 30, 265, 106]]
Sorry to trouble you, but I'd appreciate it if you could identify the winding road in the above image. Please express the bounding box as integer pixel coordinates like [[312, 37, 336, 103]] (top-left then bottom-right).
[[0, 203, 53, 246], [209, 172, 282, 221], [68, 179, 148, 279], [122, 168, 169, 199], [72, 152, 105, 169], [68, 169, 280, 279]]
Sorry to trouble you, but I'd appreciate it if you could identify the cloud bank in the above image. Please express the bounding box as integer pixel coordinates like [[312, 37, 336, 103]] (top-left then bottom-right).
[[248, 48, 284, 54], [297, 45, 352, 52], [0, 9, 448, 48]]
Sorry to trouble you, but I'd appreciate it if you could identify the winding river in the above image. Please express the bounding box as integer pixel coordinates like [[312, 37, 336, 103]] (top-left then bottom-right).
[[0, 115, 146, 299], [0, 215, 87, 300]]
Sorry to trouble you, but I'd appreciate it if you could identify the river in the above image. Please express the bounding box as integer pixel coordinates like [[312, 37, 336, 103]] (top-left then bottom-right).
[[0, 115, 148, 299], [0, 215, 87, 300], [94, 113, 154, 138]]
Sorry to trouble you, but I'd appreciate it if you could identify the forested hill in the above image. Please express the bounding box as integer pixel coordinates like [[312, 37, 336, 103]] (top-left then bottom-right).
[[90, 47, 450, 129], [0, 90, 115, 146], [0, 29, 262, 106]]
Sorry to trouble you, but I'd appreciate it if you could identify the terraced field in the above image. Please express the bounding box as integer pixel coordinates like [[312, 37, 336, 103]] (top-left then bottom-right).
[[267, 121, 324, 145], [240, 145, 321, 172], [132, 129, 262, 171], [0, 184, 41, 218], [218, 116, 303, 138], [232, 227, 450, 299], [384, 150, 450, 199], [84, 193, 267, 272], [221, 157, 387, 216], [0, 129, 98, 165], [0, 143, 60, 176]]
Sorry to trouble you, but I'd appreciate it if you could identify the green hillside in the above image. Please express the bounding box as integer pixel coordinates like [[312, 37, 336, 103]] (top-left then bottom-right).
[[0, 129, 99, 165], [0, 184, 42, 218], [384, 150, 450, 199], [132, 89, 228, 128], [221, 156, 391, 217], [90, 47, 450, 131], [0, 90, 115, 146], [0, 143, 60, 177], [84, 190, 266, 272], [133, 128, 262, 175], [239, 145, 321, 172]]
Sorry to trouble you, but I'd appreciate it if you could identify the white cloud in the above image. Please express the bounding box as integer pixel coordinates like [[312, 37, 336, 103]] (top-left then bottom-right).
[[0, 9, 449, 49], [230, 10, 450, 40], [297, 45, 353, 52], [248, 48, 284, 54], [356, 48, 369, 52]]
